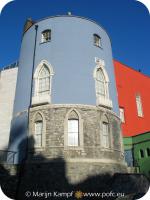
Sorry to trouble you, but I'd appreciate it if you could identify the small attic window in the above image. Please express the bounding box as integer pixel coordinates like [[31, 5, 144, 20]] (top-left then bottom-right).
[[93, 34, 101, 47], [41, 29, 51, 43]]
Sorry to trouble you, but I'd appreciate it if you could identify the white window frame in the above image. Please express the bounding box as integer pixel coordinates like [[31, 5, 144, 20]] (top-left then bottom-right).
[[93, 34, 101, 47], [38, 66, 50, 95], [32, 60, 54, 105], [93, 59, 112, 108], [102, 122, 109, 148], [139, 149, 144, 158], [41, 29, 51, 43], [100, 114, 113, 150], [119, 108, 125, 123], [64, 109, 84, 150], [96, 68, 106, 97], [136, 94, 143, 117], [146, 148, 150, 157], [29, 112, 46, 150], [68, 119, 79, 146], [35, 121, 43, 147]]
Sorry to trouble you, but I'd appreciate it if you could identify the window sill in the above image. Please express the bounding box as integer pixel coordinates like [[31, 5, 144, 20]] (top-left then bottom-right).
[[40, 40, 51, 45], [32, 95, 51, 106], [94, 44, 103, 49], [28, 147, 45, 152], [101, 148, 113, 152], [137, 115, 144, 118], [64, 146, 84, 151], [96, 97, 113, 109]]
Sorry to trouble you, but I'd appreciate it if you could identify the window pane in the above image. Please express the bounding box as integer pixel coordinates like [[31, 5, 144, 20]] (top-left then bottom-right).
[[120, 108, 125, 123], [136, 95, 143, 117], [38, 67, 50, 95], [35, 135, 42, 147], [140, 149, 144, 158], [42, 30, 51, 42], [96, 69, 105, 97], [68, 134, 78, 146], [35, 121, 43, 135], [103, 123, 108, 135], [147, 148, 150, 157], [39, 67, 49, 78], [35, 121, 43, 147], [103, 135, 109, 148], [94, 35, 101, 47], [102, 122, 109, 148], [97, 70, 104, 81], [68, 120, 79, 146], [97, 81, 105, 96]]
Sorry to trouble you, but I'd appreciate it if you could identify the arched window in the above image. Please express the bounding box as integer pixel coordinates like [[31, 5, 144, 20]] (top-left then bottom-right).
[[34, 113, 43, 147], [146, 148, 150, 157], [64, 109, 84, 149], [41, 29, 51, 43], [68, 110, 79, 146], [102, 115, 110, 148], [139, 149, 144, 158], [32, 60, 54, 105], [93, 34, 101, 47], [38, 65, 50, 95], [93, 59, 112, 108], [96, 68, 106, 97]]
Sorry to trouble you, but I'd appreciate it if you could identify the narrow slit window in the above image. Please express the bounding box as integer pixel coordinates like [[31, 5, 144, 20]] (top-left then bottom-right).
[[136, 94, 143, 117], [96, 68, 105, 97], [35, 121, 43, 147], [102, 122, 109, 148], [119, 108, 125, 123]]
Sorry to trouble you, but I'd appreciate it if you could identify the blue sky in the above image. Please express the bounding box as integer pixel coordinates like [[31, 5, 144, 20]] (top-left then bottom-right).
[[0, 0, 150, 75]]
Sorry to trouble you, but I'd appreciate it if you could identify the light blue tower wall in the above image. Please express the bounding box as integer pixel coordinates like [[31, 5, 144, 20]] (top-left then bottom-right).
[[9, 16, 119, 163]]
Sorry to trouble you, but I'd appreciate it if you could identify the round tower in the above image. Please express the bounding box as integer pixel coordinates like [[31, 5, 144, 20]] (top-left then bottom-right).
[[9, 15, 127, 182]]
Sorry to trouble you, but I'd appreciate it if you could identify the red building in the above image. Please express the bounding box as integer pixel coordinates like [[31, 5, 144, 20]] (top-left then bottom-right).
[[114, 61, 150, 178], [114, 60, 150, 137]]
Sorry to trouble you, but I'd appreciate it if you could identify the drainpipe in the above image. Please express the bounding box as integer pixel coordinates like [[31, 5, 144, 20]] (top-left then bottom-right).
[[27, 24, 38, 153], [27, 24, 38, 158], [30, 24, 39, 107], [15, 24, 39, 199]]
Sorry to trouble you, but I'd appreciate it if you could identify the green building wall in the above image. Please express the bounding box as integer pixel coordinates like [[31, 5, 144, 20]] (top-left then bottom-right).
[[123, 132, 150, 180]]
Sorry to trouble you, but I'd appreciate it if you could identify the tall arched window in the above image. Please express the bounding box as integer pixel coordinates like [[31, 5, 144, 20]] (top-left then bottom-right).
[[34, 113, 43, 147], [93, 59, 112, 108], [38, 65, 50, 95], [102, 115, 110, 148], [96, 68, 106, 97], [64, 109, 84, 149], [32, 60, 54, 105], [68, 110, 79, 146]]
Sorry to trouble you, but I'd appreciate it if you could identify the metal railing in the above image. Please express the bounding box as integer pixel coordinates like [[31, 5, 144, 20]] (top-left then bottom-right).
[[0, 61, 18, 71]]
